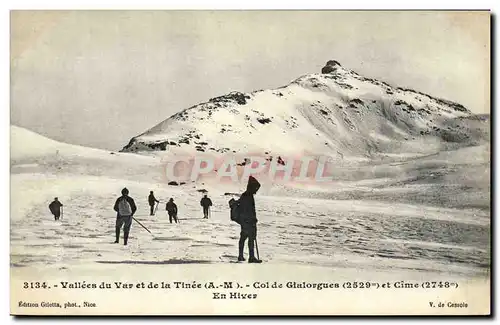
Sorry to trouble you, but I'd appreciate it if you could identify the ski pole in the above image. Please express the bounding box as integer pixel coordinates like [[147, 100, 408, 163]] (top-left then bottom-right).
[[132, 217, 153, 236], [61, 206, 64, 220], [255, 238, 260, 261], [153, 201, 159, 215]]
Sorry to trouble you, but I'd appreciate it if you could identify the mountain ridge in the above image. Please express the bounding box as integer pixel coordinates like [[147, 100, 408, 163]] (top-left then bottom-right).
[[121, 60, 488, 159]]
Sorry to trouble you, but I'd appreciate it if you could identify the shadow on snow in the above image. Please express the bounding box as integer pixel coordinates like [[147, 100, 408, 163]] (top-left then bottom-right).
[[95, 259, 212, 265]]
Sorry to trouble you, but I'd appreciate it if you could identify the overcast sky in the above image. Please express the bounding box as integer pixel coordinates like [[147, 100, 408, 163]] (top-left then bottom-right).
[[11, 10, 490, 151]]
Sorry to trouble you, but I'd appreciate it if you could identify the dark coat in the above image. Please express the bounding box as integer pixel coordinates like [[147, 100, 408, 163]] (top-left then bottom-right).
[[200, 197, 213, 208], [113, 195, 137, 217], [166, 201, 178, 214], [148, 193, 159, 206], [49, 200, 63, 215], [238, 176, 260, 225]]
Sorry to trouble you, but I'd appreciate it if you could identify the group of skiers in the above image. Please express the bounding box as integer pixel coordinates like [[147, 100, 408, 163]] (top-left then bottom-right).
[[147, 191, 212, 221], [47, 176, 262, 263], [147, 191, 179, 223]]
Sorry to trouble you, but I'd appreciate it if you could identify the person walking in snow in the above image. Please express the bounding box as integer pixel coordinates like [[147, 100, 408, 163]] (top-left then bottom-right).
[[200, 194, 213, 219], [237, 176, 262, 263], [148, 191, 160, 216], [113, 188, 137, 245], [166, 198, 178, 223], [49, 197, 63, 221]]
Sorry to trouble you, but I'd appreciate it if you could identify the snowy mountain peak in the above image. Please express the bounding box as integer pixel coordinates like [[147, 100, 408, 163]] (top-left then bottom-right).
[[121, 62, 487, 159]]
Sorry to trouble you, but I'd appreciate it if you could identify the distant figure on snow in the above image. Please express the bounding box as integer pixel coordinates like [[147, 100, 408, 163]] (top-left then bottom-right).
[[113, 188, 137, 245], [166, 198, 178, 223], [49, 197, 63, 221], [148, 191, 160, 216], [200, 194, 213, 219], [237, 176, 262, 263]]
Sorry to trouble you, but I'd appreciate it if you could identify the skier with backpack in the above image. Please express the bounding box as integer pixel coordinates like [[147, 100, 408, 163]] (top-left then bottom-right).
[[229, 176, 262, 263], [148, 191, 160, 216], [113, 188, 137, 245], [48, 197, 63, 221], [166, 198, 178, 223], [200, 194, 213, 219]]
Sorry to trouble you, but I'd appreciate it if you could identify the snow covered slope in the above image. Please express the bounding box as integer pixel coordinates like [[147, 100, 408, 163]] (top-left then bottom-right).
[[10, 60, 491, 315], [11, 125, 160, 179], [10, 125, 167, 221], [121, 60, 489, 159], [10, 125, 490, 311]]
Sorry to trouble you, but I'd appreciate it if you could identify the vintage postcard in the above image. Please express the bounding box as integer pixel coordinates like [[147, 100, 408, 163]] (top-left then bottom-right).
[[10, 10, 491, 315]]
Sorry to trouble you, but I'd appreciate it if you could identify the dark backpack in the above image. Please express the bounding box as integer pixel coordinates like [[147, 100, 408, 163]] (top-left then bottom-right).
[[118, 197, 133, 216], [166, 202, 175, 213], [228, 198, 241, 224]]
